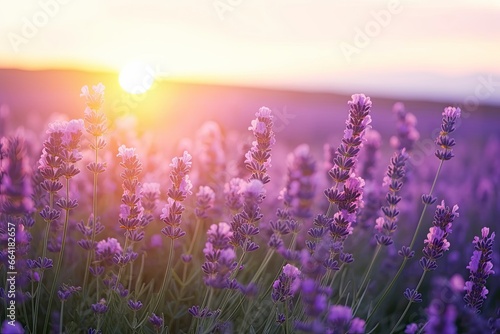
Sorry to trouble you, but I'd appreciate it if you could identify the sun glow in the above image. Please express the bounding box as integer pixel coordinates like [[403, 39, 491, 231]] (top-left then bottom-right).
[[118, 61, 156, 94]]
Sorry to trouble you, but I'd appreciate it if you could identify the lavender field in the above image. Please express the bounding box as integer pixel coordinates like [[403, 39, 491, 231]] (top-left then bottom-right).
[[0, 72, 499, 334]]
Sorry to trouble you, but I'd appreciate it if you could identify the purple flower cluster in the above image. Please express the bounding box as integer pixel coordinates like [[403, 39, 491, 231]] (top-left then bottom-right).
[[464, 227, 495, 312], [95, 237, 123, 266], [325, 94, 371, 246], [195, 185, 215, 219], [229, 179, 265, 252], [325, 94, 372, 185], [202, 222, 237, 289], [327, 305, 365, 334], [327, 174, 365, 241], [160, 151, 192, 239], [390, 102, 420, 152], [358, 128, 382, 181], [57, 284, 81, 301], [419, 201, 458, 271], [117, 145, 144, 239], [375, 149, 408, 246], [195, 121, 226, 185], [435, 106, 461, 161], [281, 144, 317, 220], [0, 135, 34, 215], [268, 208, 294, 250], [272, 264, 301, 303], [245, 107, 275, 184]]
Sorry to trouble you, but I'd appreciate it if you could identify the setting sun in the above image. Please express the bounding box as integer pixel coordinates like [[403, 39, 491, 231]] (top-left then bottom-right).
[[118, 60, 156, 94]]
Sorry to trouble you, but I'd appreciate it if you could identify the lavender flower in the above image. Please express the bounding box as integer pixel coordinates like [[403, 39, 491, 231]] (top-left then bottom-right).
[[149, 313, 164, 330], [358, 128, 382, 181], [202, 222, 237, 289], [188, 305, 221, 318], [325, 93, 372, 184], [95, 237, 123, 265], [161, 151, 192, 239], [245, 106, 275, 184], [80, 83, 105, 111], [141, 182, 160, 223], [419, 201, 458, 271], [390, 102, 420, 152], [326, 305, 365, 334], [229, 179, 265, 252], [127, 299, 143, 311], [117, 145, 144, 238], [425, 300, 457, 334], [464, 227, 495, 312], [404, 323, 419, 334], [327, 173, 365, 241], [91, 299, 108, 314], [224, 177, 246, 212], [272, 264, 301, 303], [0, 135, 34, 215], [375, 149, 408, 246], [57, 284, 81, 301], [435, 106, 461, 161], [281, 144, 317, 220], [195, 121, 226, 185], [195, 186, 215, 219]]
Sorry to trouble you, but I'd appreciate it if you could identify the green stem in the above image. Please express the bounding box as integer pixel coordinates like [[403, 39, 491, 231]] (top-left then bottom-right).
[[115, 235, 131, 292], [34, 193, 53, 332], [284, 300, 290, 334], [151, 238, 174, 315], [250, 248, 274, 284], [408, 160, 443, 250], [44, 179, 71, 333], [366, 258, 407, 323], [389, 271, 427, 334], [366, 160, 444, 323], [355, 244, 381, 302], [83, 138, 99, 298], [59, 301, 64, 334]]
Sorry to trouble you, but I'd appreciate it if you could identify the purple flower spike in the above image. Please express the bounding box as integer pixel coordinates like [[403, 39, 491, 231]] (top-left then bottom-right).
[[91, 299, 108, 314], [435, 106, 461, 161], [149, 313, 164, 329], [127, 299, 143, 311], [404, 288, 422, 303], [464, 227, 495, 313], [272, 264, 301, 303], [245, 106, 275, 184], [375, 149, 408, 246], [160, 151, 193, 240], [418, 201, 458, 272]]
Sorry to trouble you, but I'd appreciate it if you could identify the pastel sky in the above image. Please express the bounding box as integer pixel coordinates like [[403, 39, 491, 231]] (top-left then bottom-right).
[[1, 0, 499, 104]]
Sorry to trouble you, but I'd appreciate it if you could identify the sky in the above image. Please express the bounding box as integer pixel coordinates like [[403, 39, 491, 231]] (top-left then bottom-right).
[[0, 0, 499, 104]]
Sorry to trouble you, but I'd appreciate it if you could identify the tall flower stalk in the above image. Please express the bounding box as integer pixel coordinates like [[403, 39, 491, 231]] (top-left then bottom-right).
[[80, 83, 107, 298], [366, 106, 461, 324], [43, 119, 84, 332], [390, 201, 459, 333], [464, 227, 495, 313], [114, 145, 143, 295], [151, 151, 192, 316], [356, 149, 408, 301]]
